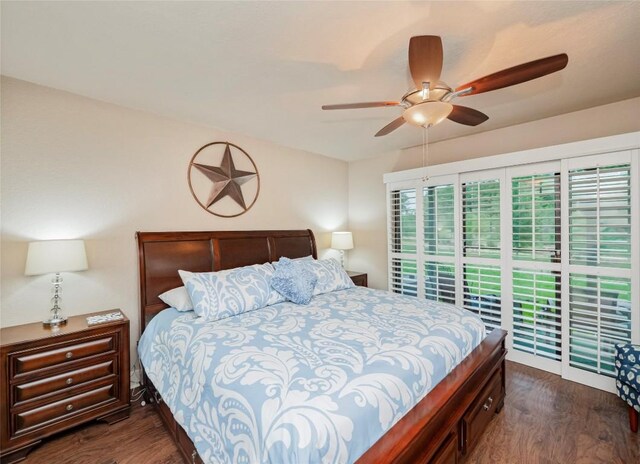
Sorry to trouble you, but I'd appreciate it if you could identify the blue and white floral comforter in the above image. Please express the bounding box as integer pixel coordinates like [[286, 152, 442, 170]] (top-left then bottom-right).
[[138, 287, 486, 464]]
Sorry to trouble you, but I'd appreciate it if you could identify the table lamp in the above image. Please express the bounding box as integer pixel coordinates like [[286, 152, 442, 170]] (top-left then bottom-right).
[[331, 231, 354, 268], [25, 239, 88, 326]]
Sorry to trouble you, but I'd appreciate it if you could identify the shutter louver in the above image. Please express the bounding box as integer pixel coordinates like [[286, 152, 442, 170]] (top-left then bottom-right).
[[568, 274, 632, 376], [568, 164, 631, 269], [463, 180, 501, 258], [424, 185, 455, 256], [424, 184, 456, 304], [463, 264, 501, 331], [513, 269, 561, 361], [390, 258, 418, 296], [424, 262, 455, 304], [390, 188, 417, 254], [512, 173, 561, 262], [389, 187, 418, 296]]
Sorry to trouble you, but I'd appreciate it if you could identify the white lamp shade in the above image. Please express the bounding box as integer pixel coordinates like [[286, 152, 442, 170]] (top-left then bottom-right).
[[25, 240, 89, 276], [403, 101, 453, 127], [331, 232, 354, 250]]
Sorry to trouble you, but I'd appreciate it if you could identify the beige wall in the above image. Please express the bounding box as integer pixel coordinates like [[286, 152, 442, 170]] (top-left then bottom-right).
[[2, 75, 639, 366], [0, 77, 349, 361], [348, 97, 640, 290]]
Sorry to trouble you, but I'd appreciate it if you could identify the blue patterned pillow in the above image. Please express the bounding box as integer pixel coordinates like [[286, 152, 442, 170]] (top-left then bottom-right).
[[179, 263, 284, 321], [271, 257, 317, 304], [303, 258, 355, 295]]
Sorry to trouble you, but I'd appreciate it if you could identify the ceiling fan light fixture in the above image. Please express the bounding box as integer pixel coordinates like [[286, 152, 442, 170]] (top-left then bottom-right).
[[403, 101, 453, 127]]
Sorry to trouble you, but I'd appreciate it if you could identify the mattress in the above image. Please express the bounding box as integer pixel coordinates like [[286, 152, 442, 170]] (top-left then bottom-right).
[[138, 286, 486, 464]]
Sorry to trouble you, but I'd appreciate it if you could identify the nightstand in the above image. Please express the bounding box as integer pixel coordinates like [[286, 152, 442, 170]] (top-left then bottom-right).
[[0, 310, 130, 463], [347, 271, 368, 287]]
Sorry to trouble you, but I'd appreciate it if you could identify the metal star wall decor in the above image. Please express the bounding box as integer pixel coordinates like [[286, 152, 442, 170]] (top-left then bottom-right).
[[188, 142, 260, 217]]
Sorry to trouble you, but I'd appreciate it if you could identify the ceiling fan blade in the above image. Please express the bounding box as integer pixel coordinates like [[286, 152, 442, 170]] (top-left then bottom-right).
[[375, 117, 405, 137], [408, 35, 444, 90], [322, 101, 399, 110], [447, 105, 489, 126], [456, 53, 568, 96]]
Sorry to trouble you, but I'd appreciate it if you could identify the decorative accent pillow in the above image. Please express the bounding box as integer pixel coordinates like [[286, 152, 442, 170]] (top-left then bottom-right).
[[271, 257, 318, 305], [179, 263, 284, 321], [304, 258, 355, 295], [158, 286, 193, 312]]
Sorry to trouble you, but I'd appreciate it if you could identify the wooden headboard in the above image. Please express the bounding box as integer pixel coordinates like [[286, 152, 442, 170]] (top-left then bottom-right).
[[136, 229, 317, 334]]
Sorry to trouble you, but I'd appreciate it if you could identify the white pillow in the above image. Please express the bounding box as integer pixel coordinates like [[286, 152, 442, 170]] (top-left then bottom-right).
[[304, 258, 355, 296], [158, 286, 193, 312]]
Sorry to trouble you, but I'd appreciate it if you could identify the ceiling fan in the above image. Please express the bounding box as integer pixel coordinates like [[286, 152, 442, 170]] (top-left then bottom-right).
[[322, 36, 568, 137]]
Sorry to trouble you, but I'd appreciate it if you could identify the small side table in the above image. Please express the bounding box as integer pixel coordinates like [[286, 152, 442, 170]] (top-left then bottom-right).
[[347, 271, 368, 287], [0, 310, 131, 463]]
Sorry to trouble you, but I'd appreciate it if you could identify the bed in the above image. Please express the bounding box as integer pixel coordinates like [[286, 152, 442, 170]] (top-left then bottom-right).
[[136, 230, 507, 464]]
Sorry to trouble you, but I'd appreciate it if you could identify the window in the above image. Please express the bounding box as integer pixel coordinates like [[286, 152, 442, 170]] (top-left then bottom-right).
[[386, 140, 639, 393], [509, 167, 562, 371], [462, 180, 501, 258], [423, 183, 456, 304], [463, 264, 501, 330], [568, 274, 631, 376], [568, 165, 631, 268], [424, 185, 455, 256], [512, 173, 561, 262], [389, 187, 417, 296], [512, 269, 561, 361], [460, 172, 503, 331], [564, 155, 635, 388]]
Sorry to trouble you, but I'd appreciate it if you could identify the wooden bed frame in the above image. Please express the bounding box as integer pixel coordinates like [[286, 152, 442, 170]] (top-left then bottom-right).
[[136, 229, 507, 464]]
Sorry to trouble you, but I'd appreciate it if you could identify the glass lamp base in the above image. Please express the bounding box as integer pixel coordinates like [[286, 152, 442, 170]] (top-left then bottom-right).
[[43, 315, 68, 327]]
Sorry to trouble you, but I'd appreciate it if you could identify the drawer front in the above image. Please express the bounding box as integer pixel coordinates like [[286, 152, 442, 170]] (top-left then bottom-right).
[[11, 335, 116, 376], [13, 383, 116, 434], [13, 359, 116, 404], [350, 274, 367, 287], [430, 432, 458, 464], [462, 369, 502, 455]]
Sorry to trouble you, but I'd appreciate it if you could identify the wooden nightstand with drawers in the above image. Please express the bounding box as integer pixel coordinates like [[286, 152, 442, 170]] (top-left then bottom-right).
[[347, 271, 368, 287], [0, 310, 130, 463]]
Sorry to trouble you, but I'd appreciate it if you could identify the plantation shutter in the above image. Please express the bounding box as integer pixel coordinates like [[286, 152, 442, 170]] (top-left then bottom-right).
[[424, 182, 456, 304], [463, 264, 502, 331], [461, 172, 503, 331], [512, 268, 562, 361], [462, 179, 501, 258], [509, 167, 563, 371], [388, 186, 418, 296], [568, 274, 631, 375], [563, 154, 635, 388], [568, 164, 632, 268], [385, 137, 639, 393]]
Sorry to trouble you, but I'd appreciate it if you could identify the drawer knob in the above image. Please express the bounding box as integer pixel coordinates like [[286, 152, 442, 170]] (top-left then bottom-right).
[[66, 404, 74, 412], [66, 377, 73, 385], [483, 396, 494, 411], [65, 352, 73, 359]]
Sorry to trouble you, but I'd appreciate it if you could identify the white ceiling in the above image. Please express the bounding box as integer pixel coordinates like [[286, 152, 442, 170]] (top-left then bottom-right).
[[2, 1, 640, 161]]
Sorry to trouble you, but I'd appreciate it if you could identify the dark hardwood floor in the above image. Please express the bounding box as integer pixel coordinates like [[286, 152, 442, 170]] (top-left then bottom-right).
[[20, 361, 638, 464], [468, 362, 638, 463]]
